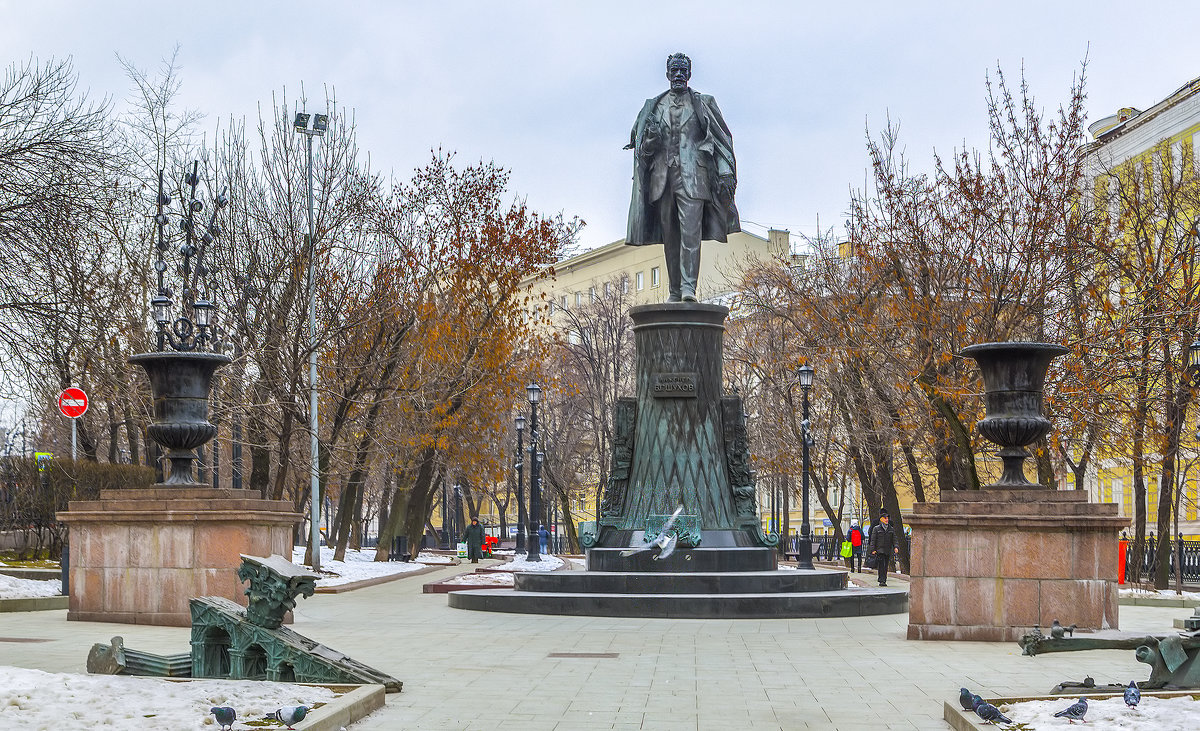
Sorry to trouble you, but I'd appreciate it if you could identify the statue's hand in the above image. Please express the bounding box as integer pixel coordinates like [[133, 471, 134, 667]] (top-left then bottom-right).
[[718, 174, 736, 198]]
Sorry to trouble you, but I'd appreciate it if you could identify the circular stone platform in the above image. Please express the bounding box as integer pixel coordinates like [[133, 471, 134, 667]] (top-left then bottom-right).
[[447, 568, 908, 619]]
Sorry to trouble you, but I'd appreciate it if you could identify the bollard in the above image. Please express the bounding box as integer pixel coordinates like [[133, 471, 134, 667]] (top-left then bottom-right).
[[60, 542, 69, 596]]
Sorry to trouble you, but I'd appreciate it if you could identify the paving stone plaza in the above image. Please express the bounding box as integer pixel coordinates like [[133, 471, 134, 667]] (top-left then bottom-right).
[[0, 560, 1179, 730]]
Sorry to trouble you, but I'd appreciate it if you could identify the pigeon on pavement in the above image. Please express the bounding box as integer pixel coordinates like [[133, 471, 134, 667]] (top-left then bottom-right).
[[972, 697, 1012, 725], [210, 706, 236, 731], [1052, 697, 1088, 723], [1124, 681, 1141, 708], [271, 705, 310, 729], [620, 505, 683, 560]]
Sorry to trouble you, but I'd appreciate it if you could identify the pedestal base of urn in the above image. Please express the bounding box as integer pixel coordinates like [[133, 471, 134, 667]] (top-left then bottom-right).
[[57, 487, 302, 626], [906, 489, 1127, 642]]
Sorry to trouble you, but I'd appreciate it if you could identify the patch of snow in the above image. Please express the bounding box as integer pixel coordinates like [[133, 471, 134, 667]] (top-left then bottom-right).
[[0, 573, 61, 599], [0, 666, 336, 730], [568, 558, 587, 568], [503, 554, 564, 572], [442, 572, 515, 586], [290, 546, 425, 587], [413, 552, 456, 564], [992, 693, 1198, 729], [1119, 587, 1200, 600]]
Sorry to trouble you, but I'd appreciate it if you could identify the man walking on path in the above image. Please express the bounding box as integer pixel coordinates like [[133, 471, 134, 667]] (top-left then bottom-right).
[[464, 517, 486, 564], [868, 510, 899, 586]]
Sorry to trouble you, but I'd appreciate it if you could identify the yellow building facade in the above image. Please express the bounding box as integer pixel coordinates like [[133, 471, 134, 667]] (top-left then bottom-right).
[[1078, 75, 1200, 540]]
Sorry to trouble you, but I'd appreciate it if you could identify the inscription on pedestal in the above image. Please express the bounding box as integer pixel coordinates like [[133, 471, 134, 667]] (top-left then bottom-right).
[[651, 373, 698, 398]]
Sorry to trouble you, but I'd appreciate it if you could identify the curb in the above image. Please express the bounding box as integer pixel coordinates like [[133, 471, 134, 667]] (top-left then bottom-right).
[[0, 595, 68, 612], [1118, 595, 1200, 608], [314, 564, 441, 594], [296, 683, 387, 731]]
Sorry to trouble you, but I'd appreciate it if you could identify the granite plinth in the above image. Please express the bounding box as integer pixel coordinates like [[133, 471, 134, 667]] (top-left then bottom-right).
[[906, 488, 1127, 642], [586, 545, 776, 572], [57, 487, 301, 626], [514, 569, 844, 594], [448, 583, 908, 619]]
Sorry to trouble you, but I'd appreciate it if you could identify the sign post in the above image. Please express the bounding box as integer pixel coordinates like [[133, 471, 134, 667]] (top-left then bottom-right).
[[57, 387, 88, 461]]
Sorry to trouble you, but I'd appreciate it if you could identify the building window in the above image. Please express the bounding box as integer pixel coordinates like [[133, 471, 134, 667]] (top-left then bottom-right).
[[589, 286, 596, 302], [604, 282, 611, 297], [549, 301, 556, 315], [636, 271, 644, 291], [560, 294, 568, 309], [575, 292, 583, 307], [622, 275, 630, 293], [650, 266, 660, 287]]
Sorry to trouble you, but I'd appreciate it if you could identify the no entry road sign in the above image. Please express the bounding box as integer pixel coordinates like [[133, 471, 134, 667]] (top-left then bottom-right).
[[57, 387, 88, 419]]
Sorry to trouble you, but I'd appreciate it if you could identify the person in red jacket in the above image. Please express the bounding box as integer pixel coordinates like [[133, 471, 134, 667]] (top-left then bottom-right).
[[846, 520, 864, 573]]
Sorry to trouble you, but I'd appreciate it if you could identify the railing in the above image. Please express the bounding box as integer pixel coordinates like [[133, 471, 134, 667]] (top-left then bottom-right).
[[1123, 538, 1200, 584]]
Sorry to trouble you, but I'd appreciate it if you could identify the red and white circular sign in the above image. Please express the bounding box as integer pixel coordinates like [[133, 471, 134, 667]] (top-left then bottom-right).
[[57, 387, 88, 419]]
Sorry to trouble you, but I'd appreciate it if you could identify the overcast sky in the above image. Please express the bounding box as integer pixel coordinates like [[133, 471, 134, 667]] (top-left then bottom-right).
[[2, 1, 1198, 253]]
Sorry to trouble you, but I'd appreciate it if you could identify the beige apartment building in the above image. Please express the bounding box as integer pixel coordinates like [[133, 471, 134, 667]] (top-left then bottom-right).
[[531, 228, 791, 315]]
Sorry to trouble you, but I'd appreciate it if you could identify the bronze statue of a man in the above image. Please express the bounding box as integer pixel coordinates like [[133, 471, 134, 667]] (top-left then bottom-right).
[[625, 53, 740, 302]]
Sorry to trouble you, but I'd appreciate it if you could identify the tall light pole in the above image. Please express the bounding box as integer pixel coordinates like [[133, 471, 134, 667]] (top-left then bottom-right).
[[514, 414, 527, 553], [796, 363, 815, 570], [294, 109, 328, 571], [526, 382, 542, 562]]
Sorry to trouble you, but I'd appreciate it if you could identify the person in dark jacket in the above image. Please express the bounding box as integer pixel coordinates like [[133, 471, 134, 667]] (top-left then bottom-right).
[[539, 525, 551, 554], [464, 517, 486, 563], [868, 509, 899, 586]]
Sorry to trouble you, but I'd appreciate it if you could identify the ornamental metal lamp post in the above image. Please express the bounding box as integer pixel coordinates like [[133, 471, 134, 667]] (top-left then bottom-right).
[[514, 414, 527, 553], [129, 164, 231, 488], [796, 363, 815, 570], [294, 109, 328, 571], [526, 383, 542, 562]]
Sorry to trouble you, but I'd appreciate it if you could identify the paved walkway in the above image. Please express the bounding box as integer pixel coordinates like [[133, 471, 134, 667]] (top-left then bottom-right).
[[0, 561, 1185, 730]]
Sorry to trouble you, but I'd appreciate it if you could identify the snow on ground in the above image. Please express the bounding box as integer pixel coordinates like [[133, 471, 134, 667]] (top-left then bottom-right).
[[290, 546, 425, 587], [0, 666, 336, 730], [0, 573, 61, 600], [442, 572, 515, 586], [991, 693, 1198, 729], [1119, 586, 1200, 601], [413, 552, 456, 564], [503, 554, 564, 572]]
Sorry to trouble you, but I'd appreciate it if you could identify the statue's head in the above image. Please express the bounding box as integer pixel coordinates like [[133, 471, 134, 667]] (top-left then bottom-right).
[[665, 53, 691, 91]]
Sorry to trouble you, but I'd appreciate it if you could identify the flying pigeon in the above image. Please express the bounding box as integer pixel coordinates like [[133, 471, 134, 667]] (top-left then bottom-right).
[[1124, 680, 1140, 708], [959, 688, 976, 711], [210, 706, 236, 731], [271, 706, 309, 729], [1052, 697, 1088, 723], [620, 505, 684, 560], [972, 698, 1012, 725]]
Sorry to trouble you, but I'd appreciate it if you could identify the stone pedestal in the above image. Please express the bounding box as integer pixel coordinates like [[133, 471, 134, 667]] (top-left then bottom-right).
[[57, 488, 301, 626], [906, 489, 1127, 642]]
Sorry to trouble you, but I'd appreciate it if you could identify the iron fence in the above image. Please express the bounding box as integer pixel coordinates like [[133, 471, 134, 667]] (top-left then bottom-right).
[[1124, 538, 1200, 584]]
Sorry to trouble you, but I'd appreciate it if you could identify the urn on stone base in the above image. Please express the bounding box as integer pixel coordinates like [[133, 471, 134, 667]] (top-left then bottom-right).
[[960, 341, 1068, 489], [130, 351, 231, 487]]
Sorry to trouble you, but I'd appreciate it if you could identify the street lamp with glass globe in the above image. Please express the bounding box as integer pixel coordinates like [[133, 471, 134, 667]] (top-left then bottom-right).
[[526, 383, 543, 562], [796, 363, 815, 570]]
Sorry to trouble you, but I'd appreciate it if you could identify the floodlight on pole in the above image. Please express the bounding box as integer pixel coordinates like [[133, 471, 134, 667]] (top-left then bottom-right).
[[294, 104, 328, 571]]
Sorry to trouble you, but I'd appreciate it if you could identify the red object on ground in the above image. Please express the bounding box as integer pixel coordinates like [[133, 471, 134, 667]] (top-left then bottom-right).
[[1118, 539, 1128, 584], [57, 387, 89, 418]]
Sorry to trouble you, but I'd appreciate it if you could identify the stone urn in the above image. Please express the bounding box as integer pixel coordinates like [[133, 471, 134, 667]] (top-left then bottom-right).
[[959, 342, 1068, 489], [130, 351, 231, 486]]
